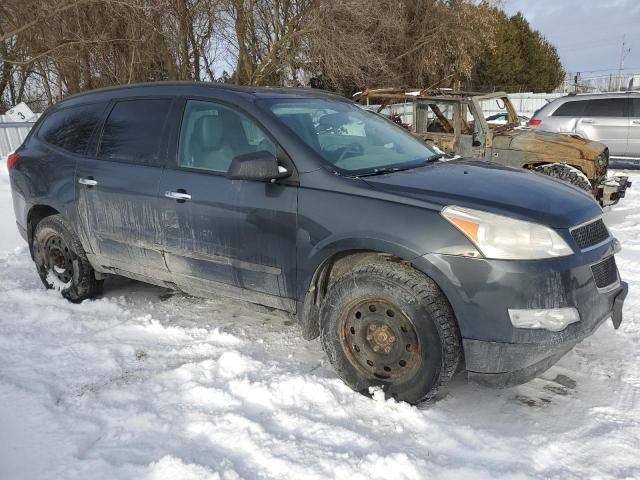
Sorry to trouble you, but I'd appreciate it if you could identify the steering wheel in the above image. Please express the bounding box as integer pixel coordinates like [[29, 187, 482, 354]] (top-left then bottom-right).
[[337, 143, 364, 163]]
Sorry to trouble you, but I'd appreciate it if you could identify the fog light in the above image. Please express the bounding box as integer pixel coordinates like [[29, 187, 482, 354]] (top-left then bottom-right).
[[612, 237, 621, 254], [508, 308, 580, 332]]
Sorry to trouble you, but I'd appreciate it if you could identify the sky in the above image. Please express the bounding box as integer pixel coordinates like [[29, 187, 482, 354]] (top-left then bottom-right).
[[504, 0, 640, 82]]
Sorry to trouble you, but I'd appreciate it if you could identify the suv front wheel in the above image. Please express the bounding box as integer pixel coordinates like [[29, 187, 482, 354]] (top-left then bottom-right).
[[32, 214, 103, 302], [320, 261, 461, 404]]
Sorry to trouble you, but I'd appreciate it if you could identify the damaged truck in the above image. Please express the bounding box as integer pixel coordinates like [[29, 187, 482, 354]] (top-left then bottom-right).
[[354, 88, 631, 206]]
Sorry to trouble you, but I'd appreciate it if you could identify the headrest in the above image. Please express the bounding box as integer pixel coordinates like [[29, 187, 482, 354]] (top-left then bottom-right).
[[193, 114, 223, 150], [219, 109, 248, 147]]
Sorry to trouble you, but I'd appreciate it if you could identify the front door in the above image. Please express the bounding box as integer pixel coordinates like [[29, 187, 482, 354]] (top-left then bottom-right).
[[76, 97, 174, 283], [627, 97, 640, 158], [576, 97, 628, 157], [458, 102, 486, 158], [159, 99, 298, 310]]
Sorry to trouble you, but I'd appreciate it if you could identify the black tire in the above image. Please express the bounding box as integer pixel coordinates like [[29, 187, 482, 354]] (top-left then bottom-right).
[[32, 214, 102, 302], [534, 163, 592, 192], [320, 261, 461, 404]]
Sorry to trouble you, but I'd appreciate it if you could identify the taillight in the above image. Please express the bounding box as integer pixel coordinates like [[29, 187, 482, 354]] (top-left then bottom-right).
[[528, 119, 542, 127], [7, 152, 20, 170]]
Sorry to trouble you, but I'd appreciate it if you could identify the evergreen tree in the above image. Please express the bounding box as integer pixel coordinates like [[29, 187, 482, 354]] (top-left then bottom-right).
[[473, 10, 565, 92]]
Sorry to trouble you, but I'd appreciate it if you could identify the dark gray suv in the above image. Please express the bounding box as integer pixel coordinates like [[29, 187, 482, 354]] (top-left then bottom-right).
[[8, 82, 627, 404]]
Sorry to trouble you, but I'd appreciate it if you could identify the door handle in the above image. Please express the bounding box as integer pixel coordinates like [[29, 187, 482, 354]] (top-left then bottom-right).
[[165, 190, 191, 202], [78, 177, 97, 187], [581, 119, 594, 124], [632, 120, 640, 125]]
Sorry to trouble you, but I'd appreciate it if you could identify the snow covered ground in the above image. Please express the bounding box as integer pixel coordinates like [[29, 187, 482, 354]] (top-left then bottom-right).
[[1, 163, 639, 480]]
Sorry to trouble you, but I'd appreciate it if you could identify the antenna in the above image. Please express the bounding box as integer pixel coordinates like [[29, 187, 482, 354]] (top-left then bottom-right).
[[618, 34, 631, 91]]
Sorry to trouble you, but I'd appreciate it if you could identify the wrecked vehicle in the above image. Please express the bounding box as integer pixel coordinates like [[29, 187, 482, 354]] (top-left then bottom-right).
[[355, 88, 631, 206], [9, 82, 627, 404]]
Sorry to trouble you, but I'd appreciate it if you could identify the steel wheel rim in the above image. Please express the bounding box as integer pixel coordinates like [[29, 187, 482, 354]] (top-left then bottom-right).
[[340, 298, 421, 381], [42, 235, 73, 284]]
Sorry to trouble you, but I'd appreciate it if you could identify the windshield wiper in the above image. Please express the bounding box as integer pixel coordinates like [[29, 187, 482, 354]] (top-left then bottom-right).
[[357, 166, 405, 177], [356, 155, 444, 177]]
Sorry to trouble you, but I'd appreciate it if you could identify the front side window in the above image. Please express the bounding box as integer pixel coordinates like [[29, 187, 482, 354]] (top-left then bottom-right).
[[632, 98, 640, 118], [38, 102, 106, 154], [178, 100, 276, 173], [98, 99, 171, 164], [262, 98, 437, 175]]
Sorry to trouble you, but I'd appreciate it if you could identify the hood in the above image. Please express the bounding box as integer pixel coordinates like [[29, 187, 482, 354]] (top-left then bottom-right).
[[362, 159, 602, 228], [492, 128, 606, 159]]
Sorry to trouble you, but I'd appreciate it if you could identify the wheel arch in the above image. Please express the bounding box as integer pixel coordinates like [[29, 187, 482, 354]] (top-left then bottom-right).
[[27, 204, 60, 253], [298, 238, 443, 340]]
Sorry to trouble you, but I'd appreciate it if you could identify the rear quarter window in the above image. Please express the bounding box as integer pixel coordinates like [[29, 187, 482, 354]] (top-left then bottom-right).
[[98, 99, 172, 164], [37, 102, 107, 154], [552, 100, 587, 117]]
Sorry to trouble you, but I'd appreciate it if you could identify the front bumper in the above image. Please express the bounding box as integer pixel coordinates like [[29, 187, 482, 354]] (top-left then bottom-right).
[[465, 281, 626, 387], [413, 240, 626, 388]]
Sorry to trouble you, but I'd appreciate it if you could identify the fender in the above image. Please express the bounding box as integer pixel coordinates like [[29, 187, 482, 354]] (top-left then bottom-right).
[[298, 235, 425, 304]]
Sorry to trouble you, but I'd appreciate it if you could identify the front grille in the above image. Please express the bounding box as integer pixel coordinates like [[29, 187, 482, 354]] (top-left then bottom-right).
[[591, 256, 618, 289], [571, 218, 609, 250]]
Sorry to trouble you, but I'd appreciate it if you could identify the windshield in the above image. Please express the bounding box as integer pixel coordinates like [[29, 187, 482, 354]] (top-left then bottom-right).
[[261, 98, 437, 175]]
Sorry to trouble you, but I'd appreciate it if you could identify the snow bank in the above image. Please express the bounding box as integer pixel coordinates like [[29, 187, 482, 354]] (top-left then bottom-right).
[[0, 171, 639, 479]]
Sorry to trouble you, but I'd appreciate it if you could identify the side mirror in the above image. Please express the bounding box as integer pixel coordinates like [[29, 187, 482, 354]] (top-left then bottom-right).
[[226, 150, 291, 182], [472, 132, 482, 147]]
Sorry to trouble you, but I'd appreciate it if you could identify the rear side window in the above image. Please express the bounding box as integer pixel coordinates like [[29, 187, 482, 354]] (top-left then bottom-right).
[[38, 102, 106, 154], [98, 99, 171, 164], [552, 100, 587, 117], [584, 98, 627, 117]]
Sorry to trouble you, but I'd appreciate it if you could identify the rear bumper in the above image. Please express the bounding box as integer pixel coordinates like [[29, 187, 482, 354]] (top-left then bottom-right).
[[16, 222, 27, 242]]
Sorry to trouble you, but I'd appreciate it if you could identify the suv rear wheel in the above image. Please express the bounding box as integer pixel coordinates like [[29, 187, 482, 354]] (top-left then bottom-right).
[[320, 261, 461, 404], [32, 214, 102, 302], [534, 163, 592, 192]]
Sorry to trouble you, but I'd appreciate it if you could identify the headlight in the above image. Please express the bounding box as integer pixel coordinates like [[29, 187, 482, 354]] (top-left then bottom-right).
[[441, 206, 573, 260], [597, 151, 608, 167]]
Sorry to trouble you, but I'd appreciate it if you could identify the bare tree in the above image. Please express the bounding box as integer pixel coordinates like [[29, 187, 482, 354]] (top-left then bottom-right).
[[0, 0, 225, 110], [0, 0, 510, 112]]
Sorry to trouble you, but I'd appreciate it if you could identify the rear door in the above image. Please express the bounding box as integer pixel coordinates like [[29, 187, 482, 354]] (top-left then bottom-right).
[[31, 102, 108, 234], [158, 98, 298, 309], [76, 97, 174, 282], [627, 97, 640, 158], [576, 98, 628, 156]]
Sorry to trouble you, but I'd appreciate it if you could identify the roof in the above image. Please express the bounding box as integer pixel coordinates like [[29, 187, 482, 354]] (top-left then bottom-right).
[[61, 81, 348, 104], [560, 91, 640, 101]]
